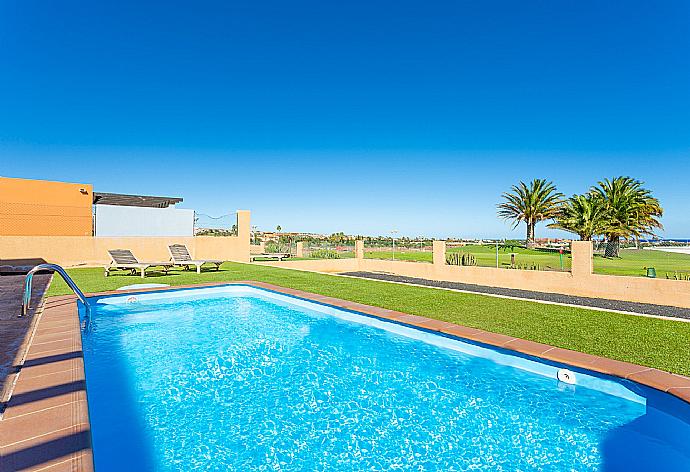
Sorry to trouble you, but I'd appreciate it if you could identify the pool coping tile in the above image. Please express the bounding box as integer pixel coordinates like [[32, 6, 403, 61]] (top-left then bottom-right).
[[3, 279, 689, 472]]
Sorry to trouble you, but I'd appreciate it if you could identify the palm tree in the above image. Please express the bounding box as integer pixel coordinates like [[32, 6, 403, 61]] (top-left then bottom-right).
[[276, 225, 282, 233], [592, 177, 663, 257], [548, 193, 609, 241], [497, 179, 564, 247], [329, 232, 346, 244]]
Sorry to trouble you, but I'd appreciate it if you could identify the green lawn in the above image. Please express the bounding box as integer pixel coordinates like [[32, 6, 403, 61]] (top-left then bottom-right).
[[593, 249, 690, 277], [48, 262, 690, 376], [365, 245, 571, 271], [364, 246, 690, 277]]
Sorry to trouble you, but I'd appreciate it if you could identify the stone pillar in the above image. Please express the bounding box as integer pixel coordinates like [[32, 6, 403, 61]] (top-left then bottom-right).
[[236, 210, 251, 262], [570, 241, 593, 277], [433, 240, 446, 266], [296, 242, 304, 258], [355, 240, 364, 259]]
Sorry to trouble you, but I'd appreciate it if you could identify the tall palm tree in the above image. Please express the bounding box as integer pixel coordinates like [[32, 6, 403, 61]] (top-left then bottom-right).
[[497, 179, 564, 247], [548, 193, 609, 241], [592, 177, 663, 257]]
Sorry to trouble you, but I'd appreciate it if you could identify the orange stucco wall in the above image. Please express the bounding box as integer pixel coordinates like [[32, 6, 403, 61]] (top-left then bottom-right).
[[0, 210, 252, 265], [0, 177, 93, 236]]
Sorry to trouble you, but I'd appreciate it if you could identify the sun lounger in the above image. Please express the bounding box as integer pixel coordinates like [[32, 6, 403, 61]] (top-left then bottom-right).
[[106, 249, 174, 278], [168, 244, 222, 274], [250, 252, 291, 261]]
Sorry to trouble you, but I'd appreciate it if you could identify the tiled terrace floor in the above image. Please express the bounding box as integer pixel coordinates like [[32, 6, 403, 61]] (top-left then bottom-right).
[[0, 274, 51, 399], [0, 294, 92, 472]]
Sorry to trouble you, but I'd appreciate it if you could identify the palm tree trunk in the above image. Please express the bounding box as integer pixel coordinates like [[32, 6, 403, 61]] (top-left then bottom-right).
[[526, 223, 536, 248], [605, 236, 620, 258]]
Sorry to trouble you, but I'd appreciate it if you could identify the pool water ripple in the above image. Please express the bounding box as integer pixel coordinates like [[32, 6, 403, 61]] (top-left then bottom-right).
[[82, 290, 690, 471]]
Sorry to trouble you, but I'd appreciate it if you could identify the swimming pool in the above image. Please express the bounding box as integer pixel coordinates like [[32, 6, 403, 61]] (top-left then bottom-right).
[[81, 285, 690, 470]]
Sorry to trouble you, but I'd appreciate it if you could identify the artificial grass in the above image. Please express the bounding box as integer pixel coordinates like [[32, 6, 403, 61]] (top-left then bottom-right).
[[367, 245, 571, 270], [48, 262, 690, 376], [592, 249, 690, 277], [364, 246, 690, 277]]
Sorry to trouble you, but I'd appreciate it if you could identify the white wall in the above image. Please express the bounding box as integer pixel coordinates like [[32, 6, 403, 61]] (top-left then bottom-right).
[[94, 205, 194, 236]]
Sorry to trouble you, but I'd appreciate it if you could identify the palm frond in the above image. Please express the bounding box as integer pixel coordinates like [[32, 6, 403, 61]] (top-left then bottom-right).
[[497, 179, 564, 239]]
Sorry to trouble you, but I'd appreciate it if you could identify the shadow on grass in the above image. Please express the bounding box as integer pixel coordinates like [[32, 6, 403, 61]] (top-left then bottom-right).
[[104, 267, 230, 279], [105, 270, 182, 278]]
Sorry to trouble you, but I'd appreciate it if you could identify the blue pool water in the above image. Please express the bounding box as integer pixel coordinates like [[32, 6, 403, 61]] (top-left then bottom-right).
[[81, 286, 690, 471]]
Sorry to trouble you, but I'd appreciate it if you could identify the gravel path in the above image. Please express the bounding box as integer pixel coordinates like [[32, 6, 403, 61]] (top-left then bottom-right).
[[341, 271, 690, 321]]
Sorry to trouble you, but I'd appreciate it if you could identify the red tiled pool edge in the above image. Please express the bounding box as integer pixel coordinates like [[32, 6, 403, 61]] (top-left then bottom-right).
[[0, 295, 93, 472], [2, 280, 689, 471]]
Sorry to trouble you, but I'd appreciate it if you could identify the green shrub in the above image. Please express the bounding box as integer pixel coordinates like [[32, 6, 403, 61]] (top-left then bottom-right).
[[509, 262, 543, 271], [265, 242, 281, 253], [311, 249, 340, 259], [446, 253, 477, 266]]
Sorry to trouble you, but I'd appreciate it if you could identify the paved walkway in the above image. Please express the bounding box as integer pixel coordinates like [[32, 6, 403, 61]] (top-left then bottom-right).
[[341, 271, 690, 321], [0, 274, 51, 401]]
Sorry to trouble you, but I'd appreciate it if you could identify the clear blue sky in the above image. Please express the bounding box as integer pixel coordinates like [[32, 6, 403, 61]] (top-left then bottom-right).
[[1, 1, 688, 238]]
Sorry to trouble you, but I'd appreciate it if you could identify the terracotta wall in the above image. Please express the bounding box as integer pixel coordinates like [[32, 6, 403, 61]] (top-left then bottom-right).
[[0, 235, 249, 266], [0, 177, 93, 236], [194, 236, 249, 262], [250, 242, 266, 254], [0, 210, 252, 266], [356, 259, 690, 308], [254, 257, 360, 273], [259, 241, 690, 309]]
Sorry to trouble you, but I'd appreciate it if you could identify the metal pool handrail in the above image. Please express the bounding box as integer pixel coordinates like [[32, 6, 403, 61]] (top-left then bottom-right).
[[21, 264, 90, 317]]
